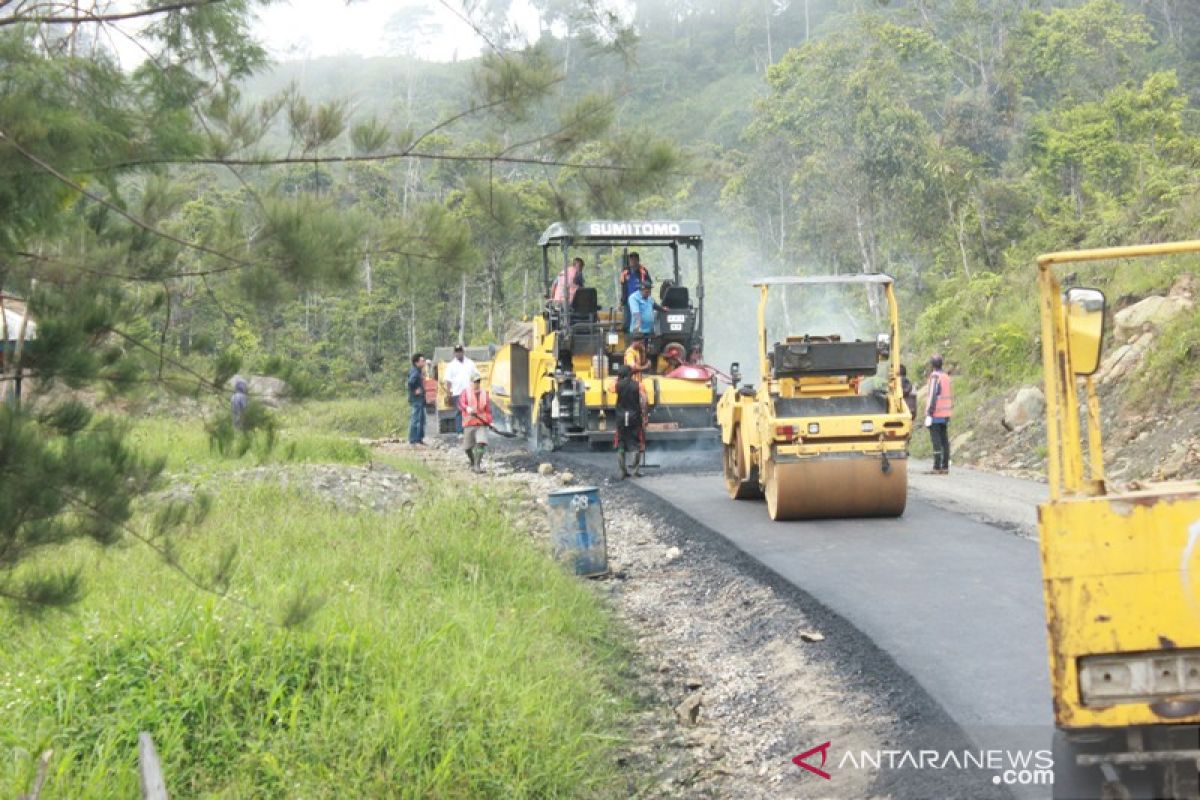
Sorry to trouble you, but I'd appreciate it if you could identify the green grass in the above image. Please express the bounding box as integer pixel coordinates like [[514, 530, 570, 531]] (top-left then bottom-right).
[[281, 396, 411, 440], [126, 407, 377, 474], [3, 401, 631, 796], [0, 479, 631, 798]]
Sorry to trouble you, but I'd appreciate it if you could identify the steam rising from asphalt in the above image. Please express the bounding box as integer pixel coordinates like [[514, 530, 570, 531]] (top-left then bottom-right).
[[699, 232, 886, 385]]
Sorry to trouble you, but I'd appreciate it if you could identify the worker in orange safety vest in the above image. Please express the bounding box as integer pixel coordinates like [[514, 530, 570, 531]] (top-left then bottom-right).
[[459, 372, 492, 473], [924, 354, 953, 474]]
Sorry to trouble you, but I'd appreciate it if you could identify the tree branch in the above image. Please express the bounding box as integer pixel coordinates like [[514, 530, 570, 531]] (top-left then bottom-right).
[[0, 0, 225, 27], [0, 130, 260, 270]]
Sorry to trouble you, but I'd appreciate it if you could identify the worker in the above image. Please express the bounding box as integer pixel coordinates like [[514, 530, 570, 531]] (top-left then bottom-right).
[[620, 252, 651, 329], [613, 365, 645, 479], [623, 335, 652, 381], [459, 371, 491, 472], [900, 364, 917, 420], [924, 354, 953, 474], [230, 377, 249, 431], [441, 344, 475, 435], [406, 353, 427, 445], [549, 257, 585, 305], [627, 280, 661, 335]]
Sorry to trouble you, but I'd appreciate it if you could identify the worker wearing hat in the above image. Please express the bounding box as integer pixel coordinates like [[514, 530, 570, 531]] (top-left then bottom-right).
[[627, 278, 660, 336], [459, 370, 492, 472], [613, 364, 647, 478], [924, 354, 953, 474]]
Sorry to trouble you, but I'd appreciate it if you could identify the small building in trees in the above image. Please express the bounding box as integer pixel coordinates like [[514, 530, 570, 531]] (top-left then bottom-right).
[[1, 294, 37, 404]]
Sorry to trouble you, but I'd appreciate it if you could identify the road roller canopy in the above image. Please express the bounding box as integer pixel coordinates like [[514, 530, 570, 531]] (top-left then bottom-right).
[[751, 274, 894, 287]]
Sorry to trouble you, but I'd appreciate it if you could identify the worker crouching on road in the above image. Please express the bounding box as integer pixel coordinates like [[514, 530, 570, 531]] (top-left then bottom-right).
[[614, 365, 647, 478], [924, 354, 953, 474], [459, 371, 491, 472]]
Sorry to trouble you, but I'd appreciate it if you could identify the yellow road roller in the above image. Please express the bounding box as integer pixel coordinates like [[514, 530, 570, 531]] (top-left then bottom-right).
[[1036, 241, 1200, 800], [717, 275, 911, 520]]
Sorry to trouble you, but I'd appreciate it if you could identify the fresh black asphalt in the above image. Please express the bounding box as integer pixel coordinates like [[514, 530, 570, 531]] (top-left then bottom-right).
[[548, 448, 1056, 799]]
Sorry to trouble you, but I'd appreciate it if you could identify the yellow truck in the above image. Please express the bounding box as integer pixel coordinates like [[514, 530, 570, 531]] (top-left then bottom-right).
[[717, 275, 911, 520], [1037, 241, 1200, 799], [488, 221, 719, 450]]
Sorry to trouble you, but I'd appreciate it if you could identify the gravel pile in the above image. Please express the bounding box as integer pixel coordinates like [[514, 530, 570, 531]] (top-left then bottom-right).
[[162, 462, 419, 513]]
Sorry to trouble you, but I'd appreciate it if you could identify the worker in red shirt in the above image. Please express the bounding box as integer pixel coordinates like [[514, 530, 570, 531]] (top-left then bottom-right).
[[459, 371, 492, 472]]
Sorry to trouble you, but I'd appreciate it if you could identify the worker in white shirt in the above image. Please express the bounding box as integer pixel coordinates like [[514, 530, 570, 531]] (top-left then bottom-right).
[[441, 344, 476, 434]]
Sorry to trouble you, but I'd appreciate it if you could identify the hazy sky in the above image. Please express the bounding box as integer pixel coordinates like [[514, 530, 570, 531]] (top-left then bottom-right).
[[252, 0, 540, 62]]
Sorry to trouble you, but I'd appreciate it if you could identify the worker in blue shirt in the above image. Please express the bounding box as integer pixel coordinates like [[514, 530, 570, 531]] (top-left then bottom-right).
[[406, 353, 427, 445], [627, 280, 661, 335]]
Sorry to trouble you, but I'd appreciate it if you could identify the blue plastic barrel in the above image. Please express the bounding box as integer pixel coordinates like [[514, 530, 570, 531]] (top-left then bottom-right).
[[547, 486, 608, 577]]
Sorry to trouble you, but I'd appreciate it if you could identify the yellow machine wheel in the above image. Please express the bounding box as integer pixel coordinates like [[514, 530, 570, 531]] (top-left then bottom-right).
[[724, 428, 762, 500], [765, 451, 908, 521]]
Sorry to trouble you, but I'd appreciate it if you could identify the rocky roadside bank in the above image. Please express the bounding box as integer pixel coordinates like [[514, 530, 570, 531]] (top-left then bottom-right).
[[925, 273, 1200, 485], [373, 437, 894, 799]]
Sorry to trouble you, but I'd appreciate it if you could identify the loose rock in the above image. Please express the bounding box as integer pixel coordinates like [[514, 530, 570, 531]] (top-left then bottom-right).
[[676, 690, 704, 725], [1002, 386, 1045, 431], [1113, 294, 1192, 342]]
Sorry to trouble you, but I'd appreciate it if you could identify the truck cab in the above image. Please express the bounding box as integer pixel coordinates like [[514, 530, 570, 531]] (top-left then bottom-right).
[[1037, 241, 1200, 799]]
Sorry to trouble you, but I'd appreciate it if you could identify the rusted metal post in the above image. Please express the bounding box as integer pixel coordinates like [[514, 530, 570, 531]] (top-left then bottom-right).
[[138, 733, 169, 800]]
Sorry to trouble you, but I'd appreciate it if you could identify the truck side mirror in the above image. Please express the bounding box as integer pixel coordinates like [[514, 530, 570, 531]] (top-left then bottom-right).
[[730, 361, 741, 387], [1065, 287, 1105, 376]]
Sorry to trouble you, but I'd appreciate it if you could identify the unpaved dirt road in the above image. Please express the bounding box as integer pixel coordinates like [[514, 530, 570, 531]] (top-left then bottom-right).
[[555, 447, 1058, 799]]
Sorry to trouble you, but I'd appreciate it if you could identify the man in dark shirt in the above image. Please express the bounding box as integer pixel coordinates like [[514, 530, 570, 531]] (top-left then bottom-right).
[[614, 364, 646, 478], [407, 353, 427, 445]]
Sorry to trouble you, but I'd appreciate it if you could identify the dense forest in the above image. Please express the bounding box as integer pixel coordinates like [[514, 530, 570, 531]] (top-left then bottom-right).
[[6, 0, 1200, 597], [9, 0, 1200, 395]]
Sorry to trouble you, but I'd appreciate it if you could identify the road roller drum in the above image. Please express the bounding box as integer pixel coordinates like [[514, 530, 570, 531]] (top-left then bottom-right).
[[763, 453, 907, 520]]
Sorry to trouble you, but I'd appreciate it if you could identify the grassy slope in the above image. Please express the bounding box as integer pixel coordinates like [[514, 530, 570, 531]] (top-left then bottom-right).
[[0, 403, 630, 798]]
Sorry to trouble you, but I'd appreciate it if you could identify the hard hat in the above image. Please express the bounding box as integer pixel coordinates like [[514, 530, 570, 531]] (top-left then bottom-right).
[[471, 370, 482, 382]]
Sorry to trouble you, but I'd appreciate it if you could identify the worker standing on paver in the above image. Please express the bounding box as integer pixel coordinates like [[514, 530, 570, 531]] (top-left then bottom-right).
[[459, 371, 491, 472], [623, 335, 652, 382], [550, 257, 585, 305], [406, 353, 427, 445], [627, 279, 660, 335], [442, 344, 475, 435], [924, 354, 953, 474], [613, 364, 646, 479], [620, 253, 652, 331]]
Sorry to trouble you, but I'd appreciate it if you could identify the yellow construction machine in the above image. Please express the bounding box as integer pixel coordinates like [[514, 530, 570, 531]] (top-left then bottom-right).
[[431, 345, 496, 433], [1036, 241, 1200, 800], [717, 275, 911, 520], [488, 221, 720, 450]]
